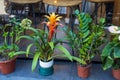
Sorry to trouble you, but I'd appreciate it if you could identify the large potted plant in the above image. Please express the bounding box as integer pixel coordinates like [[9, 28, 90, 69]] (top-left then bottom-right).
[[19, 13, 72, 76], [63, 10, 105, 78], [0, 16, 25, 74], [101, 25, 120, 80]]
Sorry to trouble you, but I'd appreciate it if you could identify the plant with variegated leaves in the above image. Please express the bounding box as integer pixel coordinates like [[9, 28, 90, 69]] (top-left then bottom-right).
[[101, 25, 120, 70]]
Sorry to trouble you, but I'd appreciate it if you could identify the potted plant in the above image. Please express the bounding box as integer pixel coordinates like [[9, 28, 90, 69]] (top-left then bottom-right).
[[63, 10, 105, 78], [0, 15, 25, 74], [19, 13, 72, 76], [101, 25, 120, 80]]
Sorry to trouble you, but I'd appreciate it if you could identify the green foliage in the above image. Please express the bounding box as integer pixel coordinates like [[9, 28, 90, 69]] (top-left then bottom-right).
[[19, 25, 72, 71], [64, 10, 105, 66], [101, 39, 120, 70], [101, 24, 120, 70], [0, 17, 26, 60]]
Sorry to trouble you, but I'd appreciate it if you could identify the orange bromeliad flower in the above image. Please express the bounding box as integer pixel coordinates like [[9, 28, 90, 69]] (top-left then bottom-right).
[[44, 13, 62, 41]]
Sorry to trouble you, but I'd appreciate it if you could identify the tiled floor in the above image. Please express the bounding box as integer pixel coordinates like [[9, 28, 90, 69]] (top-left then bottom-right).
[[0, 59, 115, 80]]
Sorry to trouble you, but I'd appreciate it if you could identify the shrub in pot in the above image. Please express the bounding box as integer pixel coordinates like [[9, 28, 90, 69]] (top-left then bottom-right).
[[101, 25, 120, 80], [63, 10, 105, 78], [0, 16, 26, 74], [19, 13, 72, 76]]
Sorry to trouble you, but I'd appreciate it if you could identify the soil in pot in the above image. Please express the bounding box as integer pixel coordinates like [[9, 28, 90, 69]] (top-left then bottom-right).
[[0, 55, 9, 61], [0, 57, 17, 74], [77, 64, 91, 78], [112, 68, 120, 80]]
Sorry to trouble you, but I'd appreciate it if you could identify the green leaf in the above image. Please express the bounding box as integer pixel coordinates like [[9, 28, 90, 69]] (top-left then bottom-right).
[[72, 56, 86, 65], [114, 45, 120, 58], [102, 56, 113, 70], [19, 35, 34, 41], [11, 51, 26, 56], [26, 44, 33, 57], [28, 27, 39, 34], [99, 18, 105, 24], [55, 45, 72, 61], [49, 42, 54, 50], [32, 52, 41, 71], [81, 25, 89, 32], [83, 37, 89, 43], [9, 51, 15, 58], [79, 49, 86, 55], [101, 43, 114, 57], [83, 30, 90, 38], [3, 32, 8, 37], [74, 9, 80, 15]]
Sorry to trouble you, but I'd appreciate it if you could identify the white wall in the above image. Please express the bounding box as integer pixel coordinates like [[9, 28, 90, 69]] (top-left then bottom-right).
[[0, 0, 7, 15]]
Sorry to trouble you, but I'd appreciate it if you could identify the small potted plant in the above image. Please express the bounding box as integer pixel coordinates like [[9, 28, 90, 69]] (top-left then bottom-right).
[[19, 13, 72, 76], [63, 10, 105, 78], [101, 25, 120, 80], [0, 15, 25, 74]]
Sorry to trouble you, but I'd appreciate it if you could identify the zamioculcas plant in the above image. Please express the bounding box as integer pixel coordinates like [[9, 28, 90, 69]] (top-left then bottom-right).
[[63, 10, 105, 78]]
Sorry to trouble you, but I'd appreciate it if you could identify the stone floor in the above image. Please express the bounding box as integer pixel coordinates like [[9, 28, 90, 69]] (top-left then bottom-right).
[[0, 59, 115, 80]]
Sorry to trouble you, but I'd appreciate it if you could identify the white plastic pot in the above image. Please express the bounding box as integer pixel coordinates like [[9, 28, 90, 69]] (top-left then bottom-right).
[[39, 59, 54, 68]]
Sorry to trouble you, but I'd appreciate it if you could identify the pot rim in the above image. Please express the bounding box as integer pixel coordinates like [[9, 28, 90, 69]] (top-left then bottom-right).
[[39, 59, 54, 62], [112, 68, 120, 71], [77, 62, 92, 68], [39, 59, 54, 68], [0, 56, 17, 63]]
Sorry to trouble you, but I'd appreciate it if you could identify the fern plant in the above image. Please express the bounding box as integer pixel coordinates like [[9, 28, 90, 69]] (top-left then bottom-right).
[[64, 10, 105, 66]]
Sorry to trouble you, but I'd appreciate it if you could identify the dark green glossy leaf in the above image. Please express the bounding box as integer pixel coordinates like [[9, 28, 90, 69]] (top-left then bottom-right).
[[102, 56, 113, 70], [101, 42, 114, 57], [114, 45, 120, 58]]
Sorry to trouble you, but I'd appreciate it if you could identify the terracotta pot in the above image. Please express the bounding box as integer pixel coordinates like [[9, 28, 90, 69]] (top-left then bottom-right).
[[0, 57, 17, 74], [112, 68, 120, 80], [77, 64, 91, 78]]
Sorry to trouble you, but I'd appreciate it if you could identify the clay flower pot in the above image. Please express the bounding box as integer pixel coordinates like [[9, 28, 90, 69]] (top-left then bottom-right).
[[39, 59, 54, 76], [0, 57, 17, 74], [112, 68, 120, 80], [77, 64, 91, 78]]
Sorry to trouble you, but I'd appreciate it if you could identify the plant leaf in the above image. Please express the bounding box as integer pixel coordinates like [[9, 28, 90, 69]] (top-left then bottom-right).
[[49, 42, 54, 50], [101, 42, 114, 57], [26, 44, 33, 57], [19, 36, 34, 41], [114, 45, 120, 58], [12, 51, 26, 56], [72, 56, 86, 65], [102, 56, 113, 70], [55, 45, 72, 61], [32, 52, 40, 71]]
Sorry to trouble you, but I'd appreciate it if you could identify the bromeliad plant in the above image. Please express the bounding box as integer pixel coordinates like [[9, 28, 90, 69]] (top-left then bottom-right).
[[101, 26, 120, 70], [43, 12, 63, 42], [63, 10, 105, 66], [20, 13, 72, 71]]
